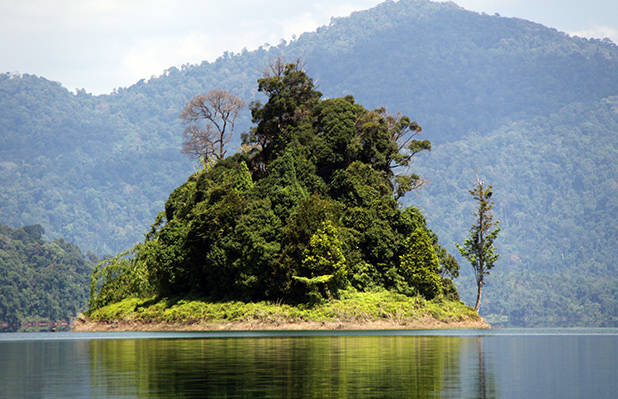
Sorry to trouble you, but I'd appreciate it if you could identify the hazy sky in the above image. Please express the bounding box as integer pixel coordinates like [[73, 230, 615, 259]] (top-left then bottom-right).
[[1, 0, 616, 94]]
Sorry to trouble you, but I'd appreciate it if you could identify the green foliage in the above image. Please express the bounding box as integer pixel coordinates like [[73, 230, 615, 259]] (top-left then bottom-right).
[[399, 228, 443, 299], [302, 221, 347, 281], [295, 220, 348, 302], [2, 0, 616, 325], [456, 181, 500, 281], [455, 179, 500, 311], [330, 161, 392, 207], [87, 289, 480, 325], [230, 198, 281, 298], [89, 248, 153, 311], [0, 223, 95, 330], [245, 60, 323, 165], [440, 278, 460, 302], [435, 244, 460, 279], [86, 63, 456, 311]]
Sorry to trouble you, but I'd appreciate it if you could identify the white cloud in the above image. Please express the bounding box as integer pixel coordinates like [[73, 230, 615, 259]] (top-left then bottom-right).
[[0, 0, 383, 93], [1, 0, 616, 94], [569, 26, 618, 43], [281, 12, 321, 41]]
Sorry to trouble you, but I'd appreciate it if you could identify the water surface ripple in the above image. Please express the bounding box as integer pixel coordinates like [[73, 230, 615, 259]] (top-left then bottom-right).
[[1, 328, 616, 398]]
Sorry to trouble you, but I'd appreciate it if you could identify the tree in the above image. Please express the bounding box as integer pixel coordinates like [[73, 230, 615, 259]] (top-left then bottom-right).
[[295, 220, 348, 302], [384, 110, 431, 198], [456, 178, 500, 312], [243, 58, 322, 170], [399, 228, 443, 299], [180, 90, 245, 163], [87, 61, 463, 310]]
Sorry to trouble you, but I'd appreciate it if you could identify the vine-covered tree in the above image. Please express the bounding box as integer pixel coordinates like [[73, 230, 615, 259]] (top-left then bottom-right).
[[242, 58, 322, 172], [180, 90, 245, 162], [89, 61, 460, 309], [456, 178, 500, 312]]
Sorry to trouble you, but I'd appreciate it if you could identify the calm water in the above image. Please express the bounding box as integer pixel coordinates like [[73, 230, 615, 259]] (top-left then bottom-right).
[[0, 329, 616, 398]]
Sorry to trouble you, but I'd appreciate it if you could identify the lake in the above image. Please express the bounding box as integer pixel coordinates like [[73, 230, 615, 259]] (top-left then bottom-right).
[[0, 329, 616, 398]]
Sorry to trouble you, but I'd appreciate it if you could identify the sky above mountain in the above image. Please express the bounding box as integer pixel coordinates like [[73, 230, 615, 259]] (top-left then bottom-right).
[[1, 0, 616, 95]]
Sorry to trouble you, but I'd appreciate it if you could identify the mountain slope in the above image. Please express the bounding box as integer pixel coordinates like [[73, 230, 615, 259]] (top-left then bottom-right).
[[411, 98, 618, 326], [0, 223, 95, 330], [0, 0, 616, 325], [2, 0, 616, 254]]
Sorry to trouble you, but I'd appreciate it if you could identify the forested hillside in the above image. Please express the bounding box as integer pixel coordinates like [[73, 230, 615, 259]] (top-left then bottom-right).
[[1, 0, 616, 325], [412, 98, 618, 326], [89, 63, 460, 314], [0, 224, 95, 330]]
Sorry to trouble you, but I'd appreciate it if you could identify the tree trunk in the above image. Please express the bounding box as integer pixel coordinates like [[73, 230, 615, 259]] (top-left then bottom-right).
[[474, 281, 482, 312]]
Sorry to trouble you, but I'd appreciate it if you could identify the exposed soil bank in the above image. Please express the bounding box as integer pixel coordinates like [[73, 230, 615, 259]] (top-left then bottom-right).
[[73, 315, 490, 332]]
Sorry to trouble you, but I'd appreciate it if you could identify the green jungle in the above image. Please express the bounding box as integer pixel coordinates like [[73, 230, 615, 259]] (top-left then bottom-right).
[[86, 61, 471, 325], [0, 223, 96, 328], [0, 0, 616, 327]]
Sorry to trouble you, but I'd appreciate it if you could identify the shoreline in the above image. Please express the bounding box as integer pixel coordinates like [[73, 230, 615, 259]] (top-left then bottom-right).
[[76, 291, 490, 332], [73, 316, 490, 332]]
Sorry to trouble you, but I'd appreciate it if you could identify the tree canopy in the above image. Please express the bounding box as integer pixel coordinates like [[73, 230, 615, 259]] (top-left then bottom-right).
[[2, 0, 616, 326], [0, 223, 95, 330], [89, 62, 457, 308]]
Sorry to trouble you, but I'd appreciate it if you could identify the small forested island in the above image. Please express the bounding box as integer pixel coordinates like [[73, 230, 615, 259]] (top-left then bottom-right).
[[78, 61, 488, 331]]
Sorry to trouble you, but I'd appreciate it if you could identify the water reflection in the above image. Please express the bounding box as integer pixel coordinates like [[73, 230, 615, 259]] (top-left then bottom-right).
[[7, 331, 615, 398], [0, 340, 93, 398], [476, 336, 497, 399], [86, 336, 495, 398]]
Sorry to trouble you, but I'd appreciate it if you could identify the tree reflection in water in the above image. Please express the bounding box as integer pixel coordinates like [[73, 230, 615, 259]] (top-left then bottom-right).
[[87, 335, 498, 398]]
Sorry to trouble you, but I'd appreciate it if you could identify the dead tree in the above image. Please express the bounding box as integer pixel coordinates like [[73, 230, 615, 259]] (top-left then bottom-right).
[[180, 90, 245, 162]]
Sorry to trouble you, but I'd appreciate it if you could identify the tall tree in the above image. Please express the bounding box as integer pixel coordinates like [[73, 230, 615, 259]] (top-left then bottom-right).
[[180, 90, 245, 163], [384, 110, 431, 198], [243, 58, 322, 171], [456, 178, 500, 312]]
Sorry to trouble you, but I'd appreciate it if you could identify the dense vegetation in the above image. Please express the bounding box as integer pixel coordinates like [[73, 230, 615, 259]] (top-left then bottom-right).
[[86, 290, 478, 328], [89, 63, 459, 311], [413, 98, 618, 326], [2, 0, 616, 255], [1, 0, 616, 325], [0, 224, 95, 330]]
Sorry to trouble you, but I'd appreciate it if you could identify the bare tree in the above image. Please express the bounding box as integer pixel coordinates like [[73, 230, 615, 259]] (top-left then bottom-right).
[[180, 90, 245, 162]]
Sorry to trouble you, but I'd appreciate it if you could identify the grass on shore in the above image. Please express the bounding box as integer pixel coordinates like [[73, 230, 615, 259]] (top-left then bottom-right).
[[86, 290, 480, 326]]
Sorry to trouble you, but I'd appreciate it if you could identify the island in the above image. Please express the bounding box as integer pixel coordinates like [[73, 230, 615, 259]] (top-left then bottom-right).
[[74, 290, 488, 331], [78, 61, 488, 331]]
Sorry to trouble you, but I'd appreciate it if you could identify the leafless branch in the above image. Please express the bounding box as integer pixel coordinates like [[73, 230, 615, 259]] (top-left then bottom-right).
[[180, 90, 245, 162]]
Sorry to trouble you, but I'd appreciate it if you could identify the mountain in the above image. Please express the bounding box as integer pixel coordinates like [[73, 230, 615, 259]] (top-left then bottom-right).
[[0, 224, 95, 330], [413, 98, 618, 326], [0, 0, 616, 326]]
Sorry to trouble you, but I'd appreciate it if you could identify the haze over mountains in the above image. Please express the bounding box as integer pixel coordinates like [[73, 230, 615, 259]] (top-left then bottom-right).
[[1, 0, 616, 326]]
